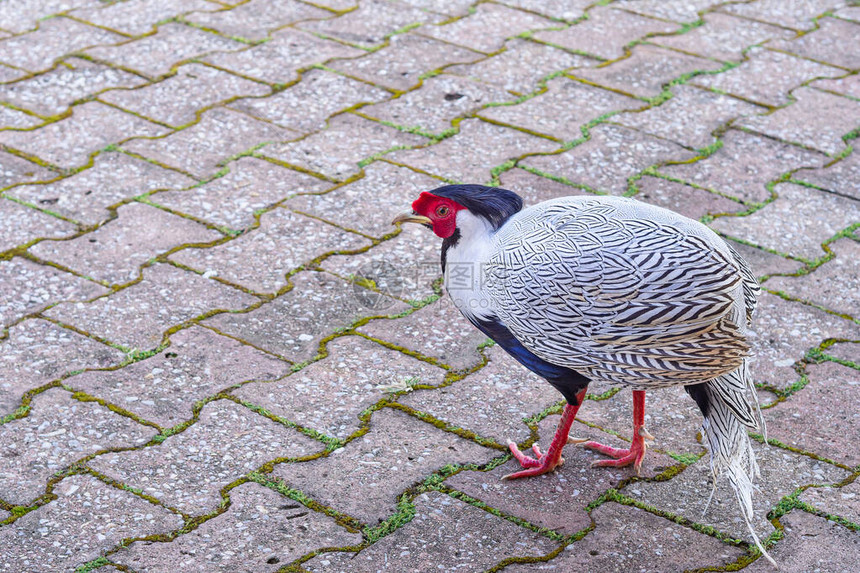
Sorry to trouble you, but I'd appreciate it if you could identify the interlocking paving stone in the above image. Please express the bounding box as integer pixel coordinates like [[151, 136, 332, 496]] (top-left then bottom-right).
[[0, 387, 155, 505], [651, 12, 794, 62], [479, 77, 646, 141], [272, 408, 495, 524], [329, 33, 484, 92], [260, 113, 427, 180], [763, 239, 859, 317], [360, 73, 512, 136], [320, 223, 442, 303], [113, 481, 363, 572], [123, 107, 292, 179], [0, 101, 169, 170], [171, 207, 370, 294], [447, 414, 674, 536], [30, 202, 220, 286], [85, 22, 246, 80], [100, 63, 270, 128], [44, 263, 258, 351], [775, 17, 860, 69], [573, 44, 723, 99], [709, 183, 860, 260], [748, 293, 860, 390], [740, 87, 860, 155], [68, 325, 290, 428], [149, 156, 330, 231], [204, 271, 408, 362], [746, 512, 860, 572], [0, 106, 40, 129], [0, 258, 107, 329], [7, 151, 195, 226], [521, 124, 695, 195], [497, 0, 592, 21], [726, 240, 805, 278], [614, 0, 726, 23], [305, 0, 356, 9], [533, 6, 679, 61], [395, 0, 472, 16], [0, 151, 55, 189], [633, 441, 849, 542], [388, 118, 559, 183], [692, 46, 844, 107], [498, 167, 585, 206], [235, 335, 447, 439], [399, 345, 562, 445], [659, 130, 828, 203], [72, 0, 216, 36], [185, 0, 330, 41], [0, 198, 76, 252], [766, 361, 860, 466], [421, 3, 556, 54], [612, 85, 764, 149], [0, 318, 124, 417], [794, 150, 859, 200], [0, 58, 147, 118], [0, 17, 124, 73], [359, 299, 489, 371], [286, 161, 441, 239], [204, 28, 364, 85], [89, 399, 323, 514], [447, 38, 596, 96], [720, 0, 848, 31], [836, 5, 860, 20], [0, 63, 26, 84], [810, 72, 860, 99], [800, 480, 860, 524], [823, 342, 859, 364], [506, 502, 744, 572], [0, 474, 183, 573], [304, 491, 557, 572], [0, 0, 102, 34], [633, 176, 746, 220], [301, 0, 444, 49], [232, 68, 390, 134]]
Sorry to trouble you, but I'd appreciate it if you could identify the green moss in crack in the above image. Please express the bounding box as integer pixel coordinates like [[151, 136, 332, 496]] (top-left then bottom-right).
[[363, 494, 417, 543], [74, 557, 111, 573]]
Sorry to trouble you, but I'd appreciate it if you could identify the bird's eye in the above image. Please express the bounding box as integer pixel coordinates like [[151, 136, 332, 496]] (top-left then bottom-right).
[[435, 205, 450, 217]]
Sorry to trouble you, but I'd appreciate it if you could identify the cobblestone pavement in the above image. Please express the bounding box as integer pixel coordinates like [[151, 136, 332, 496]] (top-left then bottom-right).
[[0, 1, 858, 572]]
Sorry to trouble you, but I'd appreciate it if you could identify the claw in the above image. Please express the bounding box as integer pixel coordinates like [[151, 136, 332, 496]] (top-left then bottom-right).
[[502, 438, 563, 480], [502, 456, 563, 480], [567, 437, 588, 444], [639, 427, 656, 442], [500, 397, 587, 481]]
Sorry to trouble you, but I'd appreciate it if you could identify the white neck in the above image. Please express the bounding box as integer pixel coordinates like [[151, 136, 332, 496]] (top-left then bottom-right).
[[444, 211, 496, 320]]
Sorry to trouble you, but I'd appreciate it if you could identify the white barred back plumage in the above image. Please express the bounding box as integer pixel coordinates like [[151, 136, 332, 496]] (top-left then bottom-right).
[[485, 197, 750, 389]]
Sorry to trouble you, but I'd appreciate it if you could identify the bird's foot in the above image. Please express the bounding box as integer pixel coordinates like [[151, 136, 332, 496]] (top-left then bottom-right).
[[581, 427, 655, 476], [501, 440, 564, 480]]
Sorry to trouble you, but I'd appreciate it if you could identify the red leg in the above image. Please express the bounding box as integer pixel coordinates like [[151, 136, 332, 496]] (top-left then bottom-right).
[[581, 390, 654, 475], [503, 388, 588, 480]]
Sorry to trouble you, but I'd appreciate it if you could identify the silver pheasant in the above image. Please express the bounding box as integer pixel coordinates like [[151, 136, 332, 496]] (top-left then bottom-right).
[[393, 185, 773, 566]]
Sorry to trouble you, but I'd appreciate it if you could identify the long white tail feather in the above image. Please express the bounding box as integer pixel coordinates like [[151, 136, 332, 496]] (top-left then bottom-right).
[[708, 362, 760, 430], [702, 374, 776, 567]]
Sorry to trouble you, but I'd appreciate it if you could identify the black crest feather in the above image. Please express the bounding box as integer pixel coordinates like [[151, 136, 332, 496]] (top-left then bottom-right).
[[428, 184, 524, 231]]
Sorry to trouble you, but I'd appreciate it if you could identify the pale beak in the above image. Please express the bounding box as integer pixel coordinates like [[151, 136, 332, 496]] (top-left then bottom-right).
[[391, 210, 432, 226]]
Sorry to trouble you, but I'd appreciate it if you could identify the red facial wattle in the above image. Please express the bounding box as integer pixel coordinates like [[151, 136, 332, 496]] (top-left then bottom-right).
[[411, 192, 466, 238]]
